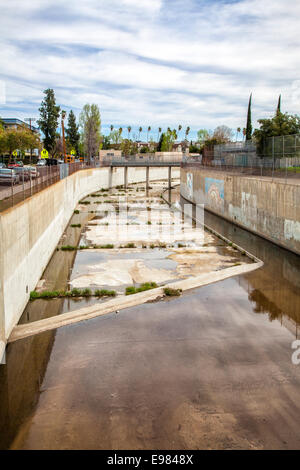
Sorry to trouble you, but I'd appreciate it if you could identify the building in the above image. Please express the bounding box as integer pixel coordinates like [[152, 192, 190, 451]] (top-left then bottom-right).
[[2, 118, 39, 134], [1, 118, 40, 158], [99, 149, 122, 162]]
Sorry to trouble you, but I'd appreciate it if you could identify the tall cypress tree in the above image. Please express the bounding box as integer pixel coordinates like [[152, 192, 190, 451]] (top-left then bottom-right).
[[66, 110, 80, 153], [276, 94, 281, 115], [37, 89, 61, 154], [246, 93, 253, 141]]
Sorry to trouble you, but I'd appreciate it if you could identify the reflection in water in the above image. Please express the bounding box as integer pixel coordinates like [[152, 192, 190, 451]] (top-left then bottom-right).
[[0, 186, 299, 449], [248, 289, 283, 320], [200, 205, 300, 333]]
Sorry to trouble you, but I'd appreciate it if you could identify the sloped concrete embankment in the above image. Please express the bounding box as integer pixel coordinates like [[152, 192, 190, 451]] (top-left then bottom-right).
[[0, 167, 179, 358], [181, 167, 300, 255]]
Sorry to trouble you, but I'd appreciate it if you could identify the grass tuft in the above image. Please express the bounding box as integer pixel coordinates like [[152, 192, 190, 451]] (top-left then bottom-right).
[[125, 282, 158, 296], [95, 289, 117, 297], [163, 287, 182, 297]]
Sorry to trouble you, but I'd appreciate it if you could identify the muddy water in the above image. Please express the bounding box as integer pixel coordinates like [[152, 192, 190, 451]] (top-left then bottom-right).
[[0, 182, 300, 449], [19, 181, 249, 320]]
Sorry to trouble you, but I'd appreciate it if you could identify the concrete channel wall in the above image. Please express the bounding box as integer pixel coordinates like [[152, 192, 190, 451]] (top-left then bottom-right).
[[181, 167, 300, 255], [0, 166, 179, 357]]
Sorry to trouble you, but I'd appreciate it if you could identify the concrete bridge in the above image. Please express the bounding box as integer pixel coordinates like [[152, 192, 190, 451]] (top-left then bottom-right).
[[101, 156, 182, 189]]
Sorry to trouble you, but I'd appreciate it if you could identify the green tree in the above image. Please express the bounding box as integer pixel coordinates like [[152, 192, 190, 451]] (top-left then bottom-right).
[[101, 135, 111, 150], [37, 88, 61, 155], [277, 95, 282, 115], [66, 110, 80, 154], [157, 132, 164, 151], [246, 93, 253, 141], [147, 126, 151, 142], [253, 112, 300, 155], [109, 130, 123, 145], [197, 129, 209, 142], [138, 127, 142, 141], [159, 129, 177, 151], [79, 104, 101, 162]]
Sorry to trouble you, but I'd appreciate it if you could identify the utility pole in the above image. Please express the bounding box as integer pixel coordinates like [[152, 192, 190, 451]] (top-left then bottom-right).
[[61, 111, 67, 162], [24, 118, 36, 163]]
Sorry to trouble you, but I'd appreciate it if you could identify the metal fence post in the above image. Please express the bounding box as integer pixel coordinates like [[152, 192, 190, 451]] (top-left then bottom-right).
[[30, 170, 32, 196], [22, 169, 25, 199], [11, 169, 14, 205]]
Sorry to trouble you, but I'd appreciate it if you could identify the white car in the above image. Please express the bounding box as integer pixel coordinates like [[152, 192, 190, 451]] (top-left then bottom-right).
[[37, 160, 47, 166]]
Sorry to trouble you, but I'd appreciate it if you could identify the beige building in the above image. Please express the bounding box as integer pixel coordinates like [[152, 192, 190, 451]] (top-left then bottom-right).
[[99, 149, 122, 161]]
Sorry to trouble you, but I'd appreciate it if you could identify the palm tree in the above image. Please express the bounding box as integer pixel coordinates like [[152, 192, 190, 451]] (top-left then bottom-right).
[[138, 126, 142, 141], [178, 124, 182, 141], [147, 126, 151, 142], [185, 126, 190, 140], [157, 127, 162, 142], [119, 127, 123, 136], [110, 125, 114, 133], [236, 127, 241, 141], [127, 126, 132, 139]]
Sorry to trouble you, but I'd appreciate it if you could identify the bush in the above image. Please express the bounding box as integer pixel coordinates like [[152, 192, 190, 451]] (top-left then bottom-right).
[[163, 287, 182, 297], [82, 288, 92, 297], [124, 243, 136, 248], [125, 282, 158, 295], [95, 289, 117, 297], [61, 245, 77, 251]]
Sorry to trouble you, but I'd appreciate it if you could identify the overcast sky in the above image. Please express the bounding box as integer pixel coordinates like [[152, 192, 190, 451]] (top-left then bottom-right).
[[0, 0, 299, 140]]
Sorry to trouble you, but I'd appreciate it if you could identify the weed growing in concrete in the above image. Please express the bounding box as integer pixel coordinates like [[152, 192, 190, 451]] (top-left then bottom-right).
[[79, 201, 91, 205], [71, 224, 81, 228], [163, 287, 182, 297], [82, 288, 92, 297], [61, 245, 77, 251], [124, 243, 136, 248], [95, 289, 117, 297], [125, 282, 158, 296], [74, 210, 80, 214]]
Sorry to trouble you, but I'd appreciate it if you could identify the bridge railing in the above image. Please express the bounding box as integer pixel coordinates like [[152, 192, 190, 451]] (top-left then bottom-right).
[[101, 154, 184, 166]]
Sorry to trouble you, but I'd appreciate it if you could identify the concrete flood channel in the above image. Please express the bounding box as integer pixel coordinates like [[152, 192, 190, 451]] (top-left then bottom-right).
[[0, 180, 300, 449]]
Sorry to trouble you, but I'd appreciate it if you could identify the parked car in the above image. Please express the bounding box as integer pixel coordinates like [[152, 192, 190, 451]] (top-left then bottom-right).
[[46, 158, 58, 166], [37, 159, 47, 167], [0, 163, 6, 169], [25, 166, 39, 179], [0, 168, 20, 184], [7, 162, 23, 168]]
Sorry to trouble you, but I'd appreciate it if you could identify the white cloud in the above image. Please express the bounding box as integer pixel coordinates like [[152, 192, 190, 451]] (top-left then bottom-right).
[[0, 0, 299, 136]]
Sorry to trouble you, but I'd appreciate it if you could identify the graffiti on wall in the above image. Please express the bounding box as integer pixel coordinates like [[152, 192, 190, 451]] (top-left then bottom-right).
[[187, 173, 193, 200], [205, 177, 224, 212]]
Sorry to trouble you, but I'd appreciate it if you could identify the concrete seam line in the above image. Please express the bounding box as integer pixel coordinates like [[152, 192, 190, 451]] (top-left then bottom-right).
[[8, 261, 262, 344]]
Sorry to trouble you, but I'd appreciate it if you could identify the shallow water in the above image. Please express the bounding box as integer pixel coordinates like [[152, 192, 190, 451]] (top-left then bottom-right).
[[0, 182, 300, 449]]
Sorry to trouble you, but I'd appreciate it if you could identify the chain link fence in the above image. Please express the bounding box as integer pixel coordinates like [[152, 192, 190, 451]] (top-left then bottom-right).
[[182, 153, 300, 181], [0, 161, 100, 212], [183, 136, 300, 181]]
